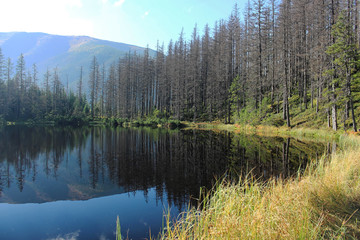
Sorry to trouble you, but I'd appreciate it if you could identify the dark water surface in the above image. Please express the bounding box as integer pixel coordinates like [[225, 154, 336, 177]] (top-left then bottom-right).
[[0, 126, 329, 240]]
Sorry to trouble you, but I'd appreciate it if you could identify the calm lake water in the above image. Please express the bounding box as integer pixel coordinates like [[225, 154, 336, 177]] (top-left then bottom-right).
[[0, 126, 329, 240]]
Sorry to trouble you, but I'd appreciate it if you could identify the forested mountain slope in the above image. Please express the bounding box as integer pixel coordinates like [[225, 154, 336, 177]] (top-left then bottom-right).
[[0, 32, 153, 88]]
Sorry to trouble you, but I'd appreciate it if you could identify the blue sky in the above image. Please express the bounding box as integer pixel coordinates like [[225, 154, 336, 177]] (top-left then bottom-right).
[[0, 0, 246, 49]]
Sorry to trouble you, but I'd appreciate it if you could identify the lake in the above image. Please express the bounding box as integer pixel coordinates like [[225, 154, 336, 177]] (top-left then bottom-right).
[[0, 126, 330, 240]]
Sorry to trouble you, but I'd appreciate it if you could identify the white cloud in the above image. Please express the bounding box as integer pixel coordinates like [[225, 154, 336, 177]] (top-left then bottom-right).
[[101, 0, 108, 4], [0, 0, 93, 37], [114, 0, 125, 7], [99, 234, 109, 240], [66, 0, 83, 8], [46, 230, 80, 240], [142, 11, 150, 19]]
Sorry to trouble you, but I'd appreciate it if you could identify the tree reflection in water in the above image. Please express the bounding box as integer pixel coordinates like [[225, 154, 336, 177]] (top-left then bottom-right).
[[0, 126, 330, 208]]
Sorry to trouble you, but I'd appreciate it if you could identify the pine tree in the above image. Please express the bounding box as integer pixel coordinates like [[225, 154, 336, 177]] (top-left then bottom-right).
[[327, 11, 359, 131], [89, 56, 99, 119], [0, 48, 5, 117]]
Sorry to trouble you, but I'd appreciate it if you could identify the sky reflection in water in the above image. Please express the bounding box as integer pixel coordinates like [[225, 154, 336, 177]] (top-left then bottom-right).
[[0, 126, 328, 239]]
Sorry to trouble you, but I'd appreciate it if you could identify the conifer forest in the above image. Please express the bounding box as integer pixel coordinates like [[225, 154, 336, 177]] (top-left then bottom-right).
[[0, 0, 359, 131]]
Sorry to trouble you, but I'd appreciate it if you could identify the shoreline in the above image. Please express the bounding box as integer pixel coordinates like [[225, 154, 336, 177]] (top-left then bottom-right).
[[156, 124, 360, 239], [4, 121, 360, 238]]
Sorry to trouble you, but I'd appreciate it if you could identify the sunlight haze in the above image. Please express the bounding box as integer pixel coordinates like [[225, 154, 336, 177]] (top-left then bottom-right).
[[0, 0, 245, 48]]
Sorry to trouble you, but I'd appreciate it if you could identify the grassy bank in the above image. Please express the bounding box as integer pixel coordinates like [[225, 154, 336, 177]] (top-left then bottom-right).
[[156, 130, 360, 239], [182, 121, 347, 142]]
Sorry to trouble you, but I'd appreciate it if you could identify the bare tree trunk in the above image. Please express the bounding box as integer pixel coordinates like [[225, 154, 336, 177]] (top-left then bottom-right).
[[347, 69, 358, 131], [316, 85, 320, 113], [350, 98, 357, 132], [332, 102, 337, 131], [331, 0, 338, 131], [283, 0, 291, 127], [311, 77, 314, 109], [356, 0, 359, 46]]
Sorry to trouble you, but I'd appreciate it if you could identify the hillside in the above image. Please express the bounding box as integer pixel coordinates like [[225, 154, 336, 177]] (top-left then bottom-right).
[[0, 32, 154, 89]]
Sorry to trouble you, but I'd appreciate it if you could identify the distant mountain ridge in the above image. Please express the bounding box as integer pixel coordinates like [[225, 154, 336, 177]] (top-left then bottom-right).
[[0, 32, 154, 88]]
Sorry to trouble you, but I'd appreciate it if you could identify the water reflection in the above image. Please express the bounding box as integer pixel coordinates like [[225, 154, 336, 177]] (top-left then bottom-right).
[[0, 126, 328, 207], [0, 126, 332, 239]]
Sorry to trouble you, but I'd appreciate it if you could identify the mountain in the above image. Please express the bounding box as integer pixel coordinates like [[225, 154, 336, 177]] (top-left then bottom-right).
[[0, 32, 154, 89]]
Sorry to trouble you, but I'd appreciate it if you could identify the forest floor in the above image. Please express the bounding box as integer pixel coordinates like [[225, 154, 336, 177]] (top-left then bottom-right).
[[156, 123, 360, 240]]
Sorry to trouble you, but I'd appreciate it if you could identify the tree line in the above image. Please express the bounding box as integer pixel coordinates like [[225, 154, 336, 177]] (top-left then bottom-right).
[[0, 0, 360, 131], [0, 51, 89, 123], [0, 126, 324, 205], [87, 0, 360, 131]]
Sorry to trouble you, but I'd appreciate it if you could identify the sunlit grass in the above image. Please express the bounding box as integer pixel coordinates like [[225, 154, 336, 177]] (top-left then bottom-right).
[[116, 216, 122, 240], [157, 134, 360, 240], [183, 121, 343, 141]]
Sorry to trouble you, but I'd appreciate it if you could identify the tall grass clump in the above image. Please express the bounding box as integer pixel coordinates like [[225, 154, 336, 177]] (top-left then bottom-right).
[[159, 135, 360, 240], [116, 216, 122, 240]]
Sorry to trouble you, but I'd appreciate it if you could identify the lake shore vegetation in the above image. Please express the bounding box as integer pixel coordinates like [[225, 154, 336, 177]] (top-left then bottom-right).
[[156, 130, 360, 240]]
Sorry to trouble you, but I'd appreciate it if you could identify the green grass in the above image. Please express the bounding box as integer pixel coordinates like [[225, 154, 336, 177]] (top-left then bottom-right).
[[116, 216, 122, 240], [156, 134, 360, 239], [180, 121, 344, 143]]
